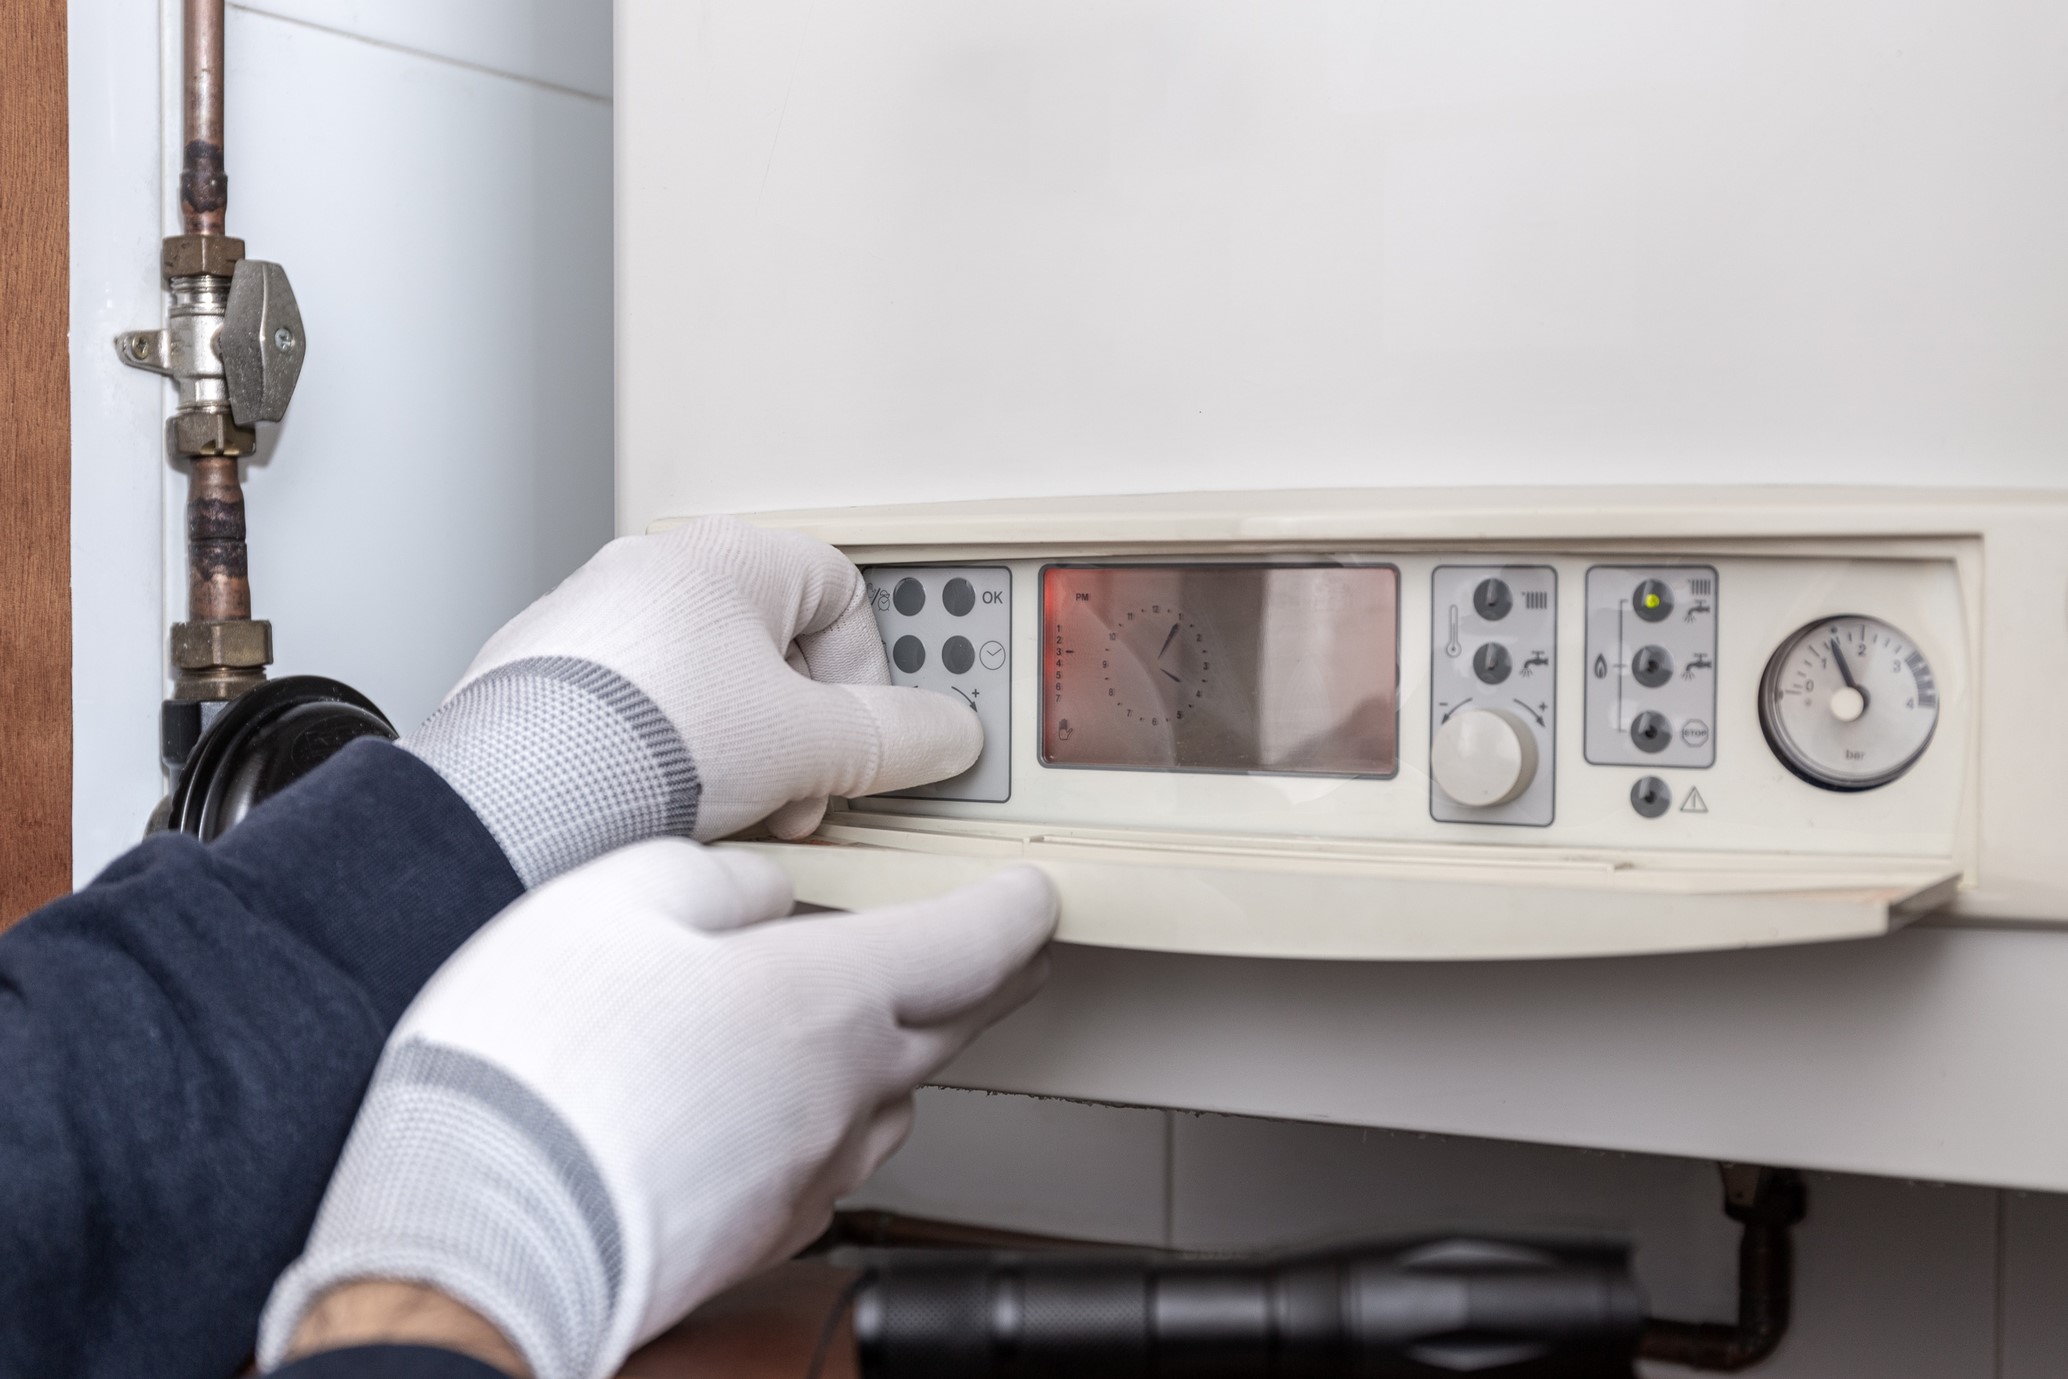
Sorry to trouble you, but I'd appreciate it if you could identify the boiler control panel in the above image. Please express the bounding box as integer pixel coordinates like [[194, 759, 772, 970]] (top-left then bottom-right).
[[673, 490, 2068, 962], [862, 554, 1940, 844]]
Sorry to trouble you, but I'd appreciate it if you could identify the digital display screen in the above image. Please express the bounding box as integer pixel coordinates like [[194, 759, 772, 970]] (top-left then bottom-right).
[[1041, 565, 1398, 776]]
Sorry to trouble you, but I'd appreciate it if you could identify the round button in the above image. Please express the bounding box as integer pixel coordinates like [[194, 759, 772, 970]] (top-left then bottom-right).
[[943, 577, 976, 617], [1473, 578, 1514, 621], [1471, 643, 1512, 685], [1630, 776, 1672, 818], [942, 635, 975, 674], [1633, 579, 1674, 623], [1631, 645, 1673, 688], [893, 578, 926, 616], [979, 640, 1006, 670], [1431, 708, 1539, 808], [1630, 710, 1672, 753], [892, 636, 926, 673]]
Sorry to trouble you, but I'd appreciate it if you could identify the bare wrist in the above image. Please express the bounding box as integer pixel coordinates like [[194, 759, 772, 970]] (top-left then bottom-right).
[[284, 1281, 531, 1378]]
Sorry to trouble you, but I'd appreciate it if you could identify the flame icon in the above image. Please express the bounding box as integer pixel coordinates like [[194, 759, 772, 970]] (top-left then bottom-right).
[[1593, 654, 1608, 679]]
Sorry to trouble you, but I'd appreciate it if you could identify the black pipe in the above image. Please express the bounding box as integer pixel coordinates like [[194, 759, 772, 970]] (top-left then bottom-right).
[[1638, 1166, 1806, 1372]]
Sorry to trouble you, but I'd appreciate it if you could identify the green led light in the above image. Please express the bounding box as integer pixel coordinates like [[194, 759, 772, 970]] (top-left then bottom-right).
[[1644, 593, 1661, 609]]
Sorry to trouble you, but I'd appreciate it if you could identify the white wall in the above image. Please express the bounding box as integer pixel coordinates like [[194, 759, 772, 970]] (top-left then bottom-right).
[[68, 0, 615, 884]]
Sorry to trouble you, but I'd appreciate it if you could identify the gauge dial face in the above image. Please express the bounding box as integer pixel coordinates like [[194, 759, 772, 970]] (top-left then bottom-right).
[[1759, 615, 1939, 790]]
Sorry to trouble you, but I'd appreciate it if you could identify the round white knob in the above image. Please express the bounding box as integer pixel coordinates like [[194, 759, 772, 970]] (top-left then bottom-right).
[[1828, 685, 1866, 723], [1431, 708, 1539, 808]]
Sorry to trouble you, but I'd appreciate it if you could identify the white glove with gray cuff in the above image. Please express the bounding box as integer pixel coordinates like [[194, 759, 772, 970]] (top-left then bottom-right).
[[257, 839, 1057, 1379], [406, 517, 978, 887]]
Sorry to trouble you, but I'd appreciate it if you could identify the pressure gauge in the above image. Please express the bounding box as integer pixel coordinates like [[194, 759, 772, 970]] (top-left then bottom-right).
[[1758, 616, 1939, 790]]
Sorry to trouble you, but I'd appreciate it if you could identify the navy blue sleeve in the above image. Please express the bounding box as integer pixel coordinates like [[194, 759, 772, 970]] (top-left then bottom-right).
[[271, 1345, 512, 1379], [0, 739, 523, 1379]]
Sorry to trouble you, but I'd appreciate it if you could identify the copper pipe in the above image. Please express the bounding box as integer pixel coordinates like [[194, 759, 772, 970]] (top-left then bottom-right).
[[178, 1, 252, 629], [187, 457, 251, 621], [180, 0, 228, 237]]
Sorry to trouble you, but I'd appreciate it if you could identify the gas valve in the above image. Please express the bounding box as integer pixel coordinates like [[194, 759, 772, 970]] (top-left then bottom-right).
[[220, 258, 306, 426], [116, 243, 307, 432]]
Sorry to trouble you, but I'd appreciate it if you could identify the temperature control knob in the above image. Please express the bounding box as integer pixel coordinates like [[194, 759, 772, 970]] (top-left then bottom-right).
[[1431, 708, 1539, 808]]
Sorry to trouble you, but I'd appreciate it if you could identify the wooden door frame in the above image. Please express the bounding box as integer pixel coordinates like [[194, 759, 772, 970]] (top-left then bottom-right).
[[2, 0, 73, 925]]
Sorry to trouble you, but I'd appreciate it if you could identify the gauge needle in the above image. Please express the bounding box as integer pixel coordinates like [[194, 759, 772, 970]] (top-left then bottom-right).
[[1827, 638, 1859, 691], [1163, 669, 1182, 683], [1827, 637, 1868, 722], [1157, 623, 1181, 660]]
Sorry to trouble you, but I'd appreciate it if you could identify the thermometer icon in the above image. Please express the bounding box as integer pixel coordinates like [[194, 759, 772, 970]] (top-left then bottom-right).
[[1445, 604, 1462, 658]]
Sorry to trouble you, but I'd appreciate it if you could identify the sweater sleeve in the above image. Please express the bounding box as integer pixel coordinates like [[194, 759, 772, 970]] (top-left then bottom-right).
[[270, 1345, 514, 1379], [0, 739, 523, 1379]]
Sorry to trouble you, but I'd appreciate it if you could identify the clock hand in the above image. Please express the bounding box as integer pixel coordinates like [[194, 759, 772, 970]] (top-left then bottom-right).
[[1157, 623, 1181, 660]]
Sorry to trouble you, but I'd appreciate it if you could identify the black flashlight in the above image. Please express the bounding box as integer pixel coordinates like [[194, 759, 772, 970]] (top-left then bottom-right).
[[852, 1235, 1643, 1378]]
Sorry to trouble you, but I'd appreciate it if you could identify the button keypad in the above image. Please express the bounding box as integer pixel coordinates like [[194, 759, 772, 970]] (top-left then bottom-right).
[[863, 565, 1011, 802], [1584, 565, 1718, 769]]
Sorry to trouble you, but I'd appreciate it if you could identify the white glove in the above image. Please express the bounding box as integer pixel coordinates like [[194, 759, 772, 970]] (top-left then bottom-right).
[[256, 840, 1056, 1379], [406, 517, 980, 886]]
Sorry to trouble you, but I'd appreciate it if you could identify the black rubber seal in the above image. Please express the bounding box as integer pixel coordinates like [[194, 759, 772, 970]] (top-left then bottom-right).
[[165, 675, 397, 841]]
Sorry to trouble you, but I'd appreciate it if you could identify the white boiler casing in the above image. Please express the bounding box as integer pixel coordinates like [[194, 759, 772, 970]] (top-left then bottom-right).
[[617, 3, 2068, 1189]]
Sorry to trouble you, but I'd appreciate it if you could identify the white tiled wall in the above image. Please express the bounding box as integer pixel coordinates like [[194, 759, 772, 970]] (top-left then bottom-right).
[[855, 1090, 2062, 1377], [2002, 1192, 2068, 1379]]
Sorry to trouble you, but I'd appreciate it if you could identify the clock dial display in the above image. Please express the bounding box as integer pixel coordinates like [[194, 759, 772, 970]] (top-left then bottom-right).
[[1041, 565, 1397, 775]]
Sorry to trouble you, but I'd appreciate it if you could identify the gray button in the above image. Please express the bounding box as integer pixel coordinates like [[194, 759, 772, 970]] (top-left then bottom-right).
[[942, 635, 975, 674], [892, 636, 926, 673], [1631, 776, 1672, 818], [1630, 710, 1672, 753], [1472, 643, 1512, 685], [1473, 578, 1514, 621], [893, 578, 926, 616], [1631, 645, 1673, 688], [942, 578, 976, 616], [1632, 579, 1674, 623]]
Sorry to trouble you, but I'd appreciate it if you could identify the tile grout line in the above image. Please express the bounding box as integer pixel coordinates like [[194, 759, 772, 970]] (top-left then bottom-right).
[[1993, 1189, 2006, 1379], [225, 3, 612, 106], [1162, 1110, 1176, 1249]]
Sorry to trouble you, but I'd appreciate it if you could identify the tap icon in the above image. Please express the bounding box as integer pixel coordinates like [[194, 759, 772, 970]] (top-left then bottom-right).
[[1520, 650, 1550, 677], [1684, 653, 1714, 679]]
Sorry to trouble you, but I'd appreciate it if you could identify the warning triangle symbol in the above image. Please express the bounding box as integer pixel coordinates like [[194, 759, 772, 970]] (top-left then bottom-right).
[[1681, 787, 1709, 814]]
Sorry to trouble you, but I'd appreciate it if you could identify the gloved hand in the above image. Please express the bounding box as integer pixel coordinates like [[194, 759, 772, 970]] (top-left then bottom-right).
[[406, 517, 979, 886], [256, 839, 1056, 1379]]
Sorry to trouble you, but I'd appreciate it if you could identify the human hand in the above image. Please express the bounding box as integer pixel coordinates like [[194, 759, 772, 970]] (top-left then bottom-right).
[[406, 517, 980, 886], [258, 839, 1056, 1379]]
